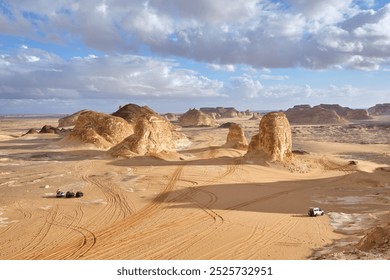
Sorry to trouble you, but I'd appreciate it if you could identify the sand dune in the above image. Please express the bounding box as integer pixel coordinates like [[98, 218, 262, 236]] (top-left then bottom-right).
[[0, 116, 389, 260]]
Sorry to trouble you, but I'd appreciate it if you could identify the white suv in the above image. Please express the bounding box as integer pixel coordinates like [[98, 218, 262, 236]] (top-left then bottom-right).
[[308, 207, 324, 217]]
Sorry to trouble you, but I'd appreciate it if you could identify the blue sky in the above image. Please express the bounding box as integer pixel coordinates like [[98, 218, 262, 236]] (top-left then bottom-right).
[[0, 0, 389, 114]]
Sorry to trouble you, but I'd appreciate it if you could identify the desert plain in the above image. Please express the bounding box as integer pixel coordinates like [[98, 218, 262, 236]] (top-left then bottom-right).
[[0, 111, 389, 260]]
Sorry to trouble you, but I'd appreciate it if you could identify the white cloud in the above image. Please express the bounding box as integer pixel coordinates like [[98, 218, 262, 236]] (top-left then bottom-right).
[[0, 48, 224, 100], [260, 74, 289, 80], [208, 64, 235, 72], [1, 1, 390, 70]]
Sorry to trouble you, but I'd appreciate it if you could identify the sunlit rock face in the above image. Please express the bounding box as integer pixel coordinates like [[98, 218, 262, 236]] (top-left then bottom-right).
[[246, 112, 292, 162]]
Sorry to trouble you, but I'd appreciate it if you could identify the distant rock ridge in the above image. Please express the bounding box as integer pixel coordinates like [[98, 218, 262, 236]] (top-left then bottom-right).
[[368, 103, 390, 116], [224, 123, 248, 150], [246, 112, 292, 162], [178, 108, 217, 127], [318, 104, 371, 120], [199, 107, 239, 118], [284, 104, 371, 124], [285, 105, 345, 124]]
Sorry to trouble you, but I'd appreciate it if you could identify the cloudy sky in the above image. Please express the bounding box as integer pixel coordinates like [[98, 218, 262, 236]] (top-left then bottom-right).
[[1, 0, 389, 114]]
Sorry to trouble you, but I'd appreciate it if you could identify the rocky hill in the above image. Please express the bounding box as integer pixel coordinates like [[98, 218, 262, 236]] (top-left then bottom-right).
[[178, 108, 217, 127], [285, 105, 345, 124], [368, 103, 390, 116], [200, 107, 239, 118]]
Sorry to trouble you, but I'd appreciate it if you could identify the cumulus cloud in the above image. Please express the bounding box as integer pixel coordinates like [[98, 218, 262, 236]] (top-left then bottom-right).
[[1, 1, 390, 70], [0, 47, 224, 101]]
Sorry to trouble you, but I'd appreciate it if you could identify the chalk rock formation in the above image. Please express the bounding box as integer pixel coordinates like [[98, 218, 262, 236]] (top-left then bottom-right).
[[319, 104, 370, 120], [249, 112, 261, 120], [163, 113, 178, 121], [109, 115, 176, 157], [356, 224, 390, 252], [285, 105, 345, 124], [246, 112, 292, 161], [368, 103, 390, 116], [64, 111, 133, 148], [39, 125, 60, 134], [200, 107, 239, 118], [58, 110, 87, 127], [178, 109, 217, 127], [112, 104, 159, 124], [224, 123, 248, 149]]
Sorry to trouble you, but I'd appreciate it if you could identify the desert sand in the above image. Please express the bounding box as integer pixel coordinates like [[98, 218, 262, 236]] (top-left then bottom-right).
[[0, 114, 389, 260]]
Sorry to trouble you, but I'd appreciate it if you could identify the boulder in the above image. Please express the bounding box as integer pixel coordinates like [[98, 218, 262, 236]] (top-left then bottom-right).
[[356, 224, 390, 251], [224, 123, 248, 149], [246, 112, 292, 161], [64, 111, 133, 148], [58, 110, 87, 127], [178, 108, 217, 127], [39, 125, 60, 134]]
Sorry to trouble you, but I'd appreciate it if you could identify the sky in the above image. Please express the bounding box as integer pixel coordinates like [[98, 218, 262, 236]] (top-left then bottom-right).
[[0, 0, 389, 114]]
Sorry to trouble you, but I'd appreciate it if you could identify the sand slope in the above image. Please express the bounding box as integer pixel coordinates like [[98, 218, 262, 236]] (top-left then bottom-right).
[[0, 116, 389, 260]]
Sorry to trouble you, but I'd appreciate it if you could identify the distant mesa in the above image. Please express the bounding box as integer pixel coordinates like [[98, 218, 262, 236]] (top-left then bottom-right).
[[246, 112, 292, 162], [62, 111, 133, 149], [284, 104, 371, 125], [368, 103, 390, 116], [199, 107, 239, 118], [318, 104, 371, 121], [58, 109, 87, 128], [285, 105, 346, 125], [178, 108, 217, 127], [224, 123, 248, 150]]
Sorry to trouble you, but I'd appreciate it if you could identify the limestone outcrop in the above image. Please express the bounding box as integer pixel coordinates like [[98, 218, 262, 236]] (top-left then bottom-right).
[[285, 104, 371, 124], [200, 107, 239, 118], [109, 115, 177, 157], [285, 105, 345, 124], [178, 109, 217, 127], [64, 111, 133, 148], [368, 103, 390, 116], [58, 110, 87, 127], [246, 112, 292, 161], [224, 123, 248, 149], [112, 104, 160, 124]]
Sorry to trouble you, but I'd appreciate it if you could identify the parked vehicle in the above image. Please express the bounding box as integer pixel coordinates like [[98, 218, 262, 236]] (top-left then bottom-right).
[[56, 190, 66, 198], [308, 207, 324, 217], [65, 191, 75, 198], [75, 191, 84, 198]]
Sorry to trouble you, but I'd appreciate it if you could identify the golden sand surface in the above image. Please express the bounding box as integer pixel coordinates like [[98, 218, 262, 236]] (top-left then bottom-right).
[[0, 116, 389, 260]]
